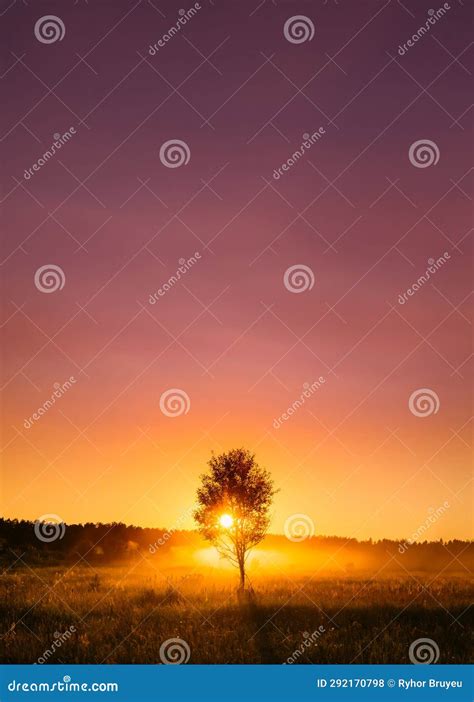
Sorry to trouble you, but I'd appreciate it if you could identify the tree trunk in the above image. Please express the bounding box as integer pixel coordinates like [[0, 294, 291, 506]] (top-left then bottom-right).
[[238, 557, 245, 590]]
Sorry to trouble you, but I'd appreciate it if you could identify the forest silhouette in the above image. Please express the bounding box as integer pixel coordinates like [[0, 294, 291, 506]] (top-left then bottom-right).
[[2, 518, 471, 575]]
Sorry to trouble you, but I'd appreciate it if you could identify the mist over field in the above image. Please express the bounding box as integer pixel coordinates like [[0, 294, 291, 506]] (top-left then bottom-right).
[[2, 518, 472, 576]]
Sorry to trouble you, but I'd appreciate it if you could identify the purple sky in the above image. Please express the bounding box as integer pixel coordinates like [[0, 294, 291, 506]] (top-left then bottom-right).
[[1, 0, 472, 540]]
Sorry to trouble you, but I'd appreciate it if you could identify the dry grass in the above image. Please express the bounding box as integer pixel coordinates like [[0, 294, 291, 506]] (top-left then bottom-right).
[[1, 565, 472, 664]]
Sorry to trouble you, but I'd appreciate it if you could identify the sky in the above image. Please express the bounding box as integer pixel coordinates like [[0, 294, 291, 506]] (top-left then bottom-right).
[[1, 0, 472, 542]]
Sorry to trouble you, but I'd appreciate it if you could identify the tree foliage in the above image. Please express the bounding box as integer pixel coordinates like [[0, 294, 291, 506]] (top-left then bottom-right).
[[194, 448, 276, 588]]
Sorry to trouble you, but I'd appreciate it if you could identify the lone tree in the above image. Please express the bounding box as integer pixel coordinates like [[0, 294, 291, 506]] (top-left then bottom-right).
[[194, 448, 276, 590]]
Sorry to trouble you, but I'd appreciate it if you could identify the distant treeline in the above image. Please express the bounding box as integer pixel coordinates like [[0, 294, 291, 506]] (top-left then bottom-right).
[[1, 518, 472, 574]]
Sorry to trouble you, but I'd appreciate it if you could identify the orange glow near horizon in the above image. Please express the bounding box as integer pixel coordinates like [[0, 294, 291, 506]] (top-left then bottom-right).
[[2, 403, 471, 542]]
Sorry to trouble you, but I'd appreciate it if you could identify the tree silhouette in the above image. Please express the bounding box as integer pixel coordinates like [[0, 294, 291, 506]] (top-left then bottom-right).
[[194, 448, 276, 589]]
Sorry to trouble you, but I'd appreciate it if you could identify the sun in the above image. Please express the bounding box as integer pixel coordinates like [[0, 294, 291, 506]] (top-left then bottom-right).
[[219, 513, 234, 529]]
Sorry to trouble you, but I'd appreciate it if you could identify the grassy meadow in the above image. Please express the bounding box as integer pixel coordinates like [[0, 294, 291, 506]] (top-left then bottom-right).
[[1, 563, 472, 664]]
